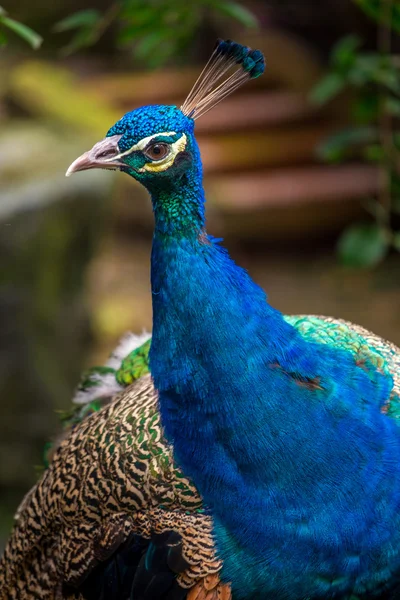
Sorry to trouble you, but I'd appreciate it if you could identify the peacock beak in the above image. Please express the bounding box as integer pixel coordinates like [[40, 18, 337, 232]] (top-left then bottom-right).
[[66, 135, 124, 177]]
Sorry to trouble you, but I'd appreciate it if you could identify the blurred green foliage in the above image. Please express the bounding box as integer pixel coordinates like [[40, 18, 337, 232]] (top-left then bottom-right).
[[312, 0, 400, 268], [337, 223, 390, 267], [354, 0, 400, 30], [1, 1, 257, 66], [53, 0, 258, 66], [0, 5, 42, 48]]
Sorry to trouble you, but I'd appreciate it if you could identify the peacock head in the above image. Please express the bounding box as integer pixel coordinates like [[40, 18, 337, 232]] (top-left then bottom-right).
[[67, 105, 198, 192], [66, 40, 265, 194]]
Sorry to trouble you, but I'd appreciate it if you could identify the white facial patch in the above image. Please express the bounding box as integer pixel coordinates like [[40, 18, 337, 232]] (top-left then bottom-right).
[[105, 131, 187, 173]]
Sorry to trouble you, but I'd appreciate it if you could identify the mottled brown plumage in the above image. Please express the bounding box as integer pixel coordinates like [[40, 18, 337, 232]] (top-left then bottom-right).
[[0, 375, 226, 599]]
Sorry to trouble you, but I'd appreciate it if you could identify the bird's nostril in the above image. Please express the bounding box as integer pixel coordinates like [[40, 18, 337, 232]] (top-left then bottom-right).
[[96, 149, 117, 159]]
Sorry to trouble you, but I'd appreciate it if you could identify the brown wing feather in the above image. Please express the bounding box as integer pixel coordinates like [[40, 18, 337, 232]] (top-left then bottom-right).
[[0, 375, 227, 599], [188, 574, 231, 600]]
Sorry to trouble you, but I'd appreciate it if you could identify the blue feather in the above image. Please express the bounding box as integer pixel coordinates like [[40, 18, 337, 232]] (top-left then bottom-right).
[[149, 225, 400, 599]]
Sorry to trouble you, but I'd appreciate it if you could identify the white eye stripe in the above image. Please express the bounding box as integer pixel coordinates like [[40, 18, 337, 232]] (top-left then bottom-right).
[[105, 131, 177, 162]]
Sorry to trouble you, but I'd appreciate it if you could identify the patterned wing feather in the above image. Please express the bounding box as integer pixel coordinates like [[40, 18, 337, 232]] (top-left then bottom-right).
[[0, 375, 227, 599]]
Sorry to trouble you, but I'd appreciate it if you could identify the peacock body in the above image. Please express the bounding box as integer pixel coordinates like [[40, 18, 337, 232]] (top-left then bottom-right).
[[1, 40, 400, 600]]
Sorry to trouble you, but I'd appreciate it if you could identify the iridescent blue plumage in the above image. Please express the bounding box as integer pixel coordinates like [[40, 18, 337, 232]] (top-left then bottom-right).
[[66, 41, 400, 599], [149, 209, 400, 599], [108, 105, 194, 151]]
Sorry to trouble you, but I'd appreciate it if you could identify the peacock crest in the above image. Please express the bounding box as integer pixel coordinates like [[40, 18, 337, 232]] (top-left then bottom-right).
[[181, 39, 265, 119]]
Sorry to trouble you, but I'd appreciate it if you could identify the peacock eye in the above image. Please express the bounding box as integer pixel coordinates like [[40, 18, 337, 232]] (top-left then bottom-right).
[[144, 143, 169, 161]]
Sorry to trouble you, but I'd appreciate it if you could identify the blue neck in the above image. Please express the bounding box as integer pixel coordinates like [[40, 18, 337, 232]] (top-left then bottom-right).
[[149, 157, 395, 496], [148, 161, 400, 599]]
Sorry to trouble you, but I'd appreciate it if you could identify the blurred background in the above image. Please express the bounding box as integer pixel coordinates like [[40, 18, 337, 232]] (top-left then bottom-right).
[[0, 0, 399, 546]]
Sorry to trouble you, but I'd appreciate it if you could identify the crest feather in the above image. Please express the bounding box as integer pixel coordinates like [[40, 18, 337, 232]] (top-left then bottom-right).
[[181, 39, 265, 120]]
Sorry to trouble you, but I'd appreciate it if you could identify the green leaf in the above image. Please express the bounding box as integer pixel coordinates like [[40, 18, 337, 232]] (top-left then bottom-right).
[[348, 53, 380, 86], [134, 31, 182, 68], [145, 41, 177, 68], [0, 16, 42, 49], [121, 5, 155, 22], [0, 29, 7, 45], [53, 10, 100, 32], [393, 232, 400, 252], [316, 127, 377, 162], [332, 34, 362, 70], [59, 26, 98, 55], [337, 223, 389, 268], [211, 1, 258, 28], [346, 53, 400, 91], [117, 24, 146, 45], [134, 30, 171, 59], [310, 73, 346, 105]]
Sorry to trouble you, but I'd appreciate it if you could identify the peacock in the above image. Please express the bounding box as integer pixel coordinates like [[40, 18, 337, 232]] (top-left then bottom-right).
[[1, 39, 400, 600]]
